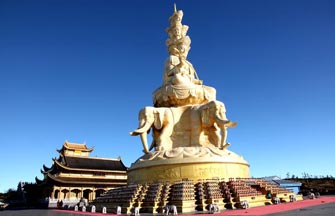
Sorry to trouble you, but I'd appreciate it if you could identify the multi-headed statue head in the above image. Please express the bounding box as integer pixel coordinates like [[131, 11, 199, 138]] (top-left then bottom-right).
[[165, 4, 191, 58]]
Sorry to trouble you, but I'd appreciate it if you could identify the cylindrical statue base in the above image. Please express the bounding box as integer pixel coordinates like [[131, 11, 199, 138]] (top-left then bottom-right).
[[127, 147, 250, 184]]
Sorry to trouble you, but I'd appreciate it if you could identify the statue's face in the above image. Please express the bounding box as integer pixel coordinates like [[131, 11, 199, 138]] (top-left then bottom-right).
[[170, 11, 183, 24], [177, 44, 185, 53], [173, 26, 181, 38], [168, 45, 179, 55], [177, 44, 190, 58]]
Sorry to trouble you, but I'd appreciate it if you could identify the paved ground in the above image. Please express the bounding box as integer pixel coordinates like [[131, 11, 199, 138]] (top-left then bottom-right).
[[0, 209, 68, 216], [1, 197, 334, 216], [268, 202, 335, 216], [0, 204, 334, 216]]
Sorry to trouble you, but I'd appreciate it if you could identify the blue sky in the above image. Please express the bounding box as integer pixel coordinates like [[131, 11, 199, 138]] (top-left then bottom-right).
[[1, 0, 335, 192]]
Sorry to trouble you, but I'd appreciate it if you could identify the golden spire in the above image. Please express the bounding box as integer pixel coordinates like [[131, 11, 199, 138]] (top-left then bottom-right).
[[174, 3, 177, 13]]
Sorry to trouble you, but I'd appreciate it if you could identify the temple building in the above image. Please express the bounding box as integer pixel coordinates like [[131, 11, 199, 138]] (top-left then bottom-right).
[[35, 141, 127, 205]]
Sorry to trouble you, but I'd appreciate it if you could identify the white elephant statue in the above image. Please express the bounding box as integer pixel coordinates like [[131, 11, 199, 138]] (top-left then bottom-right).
[[130, 100, 236, 154], [163, 205, 177, 215], [132, 206, 140, 215], [208, 203, 220, 213], [130, 107, 174, 154], [195, 100, 237, 149], [240, 200, 249, 209]]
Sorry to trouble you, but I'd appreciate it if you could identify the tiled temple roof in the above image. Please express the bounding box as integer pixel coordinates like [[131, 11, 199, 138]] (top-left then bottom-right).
[[47, 173, 126, 185], [36, 141, 128, 186], [60, 155, 127, 171], [57, 141, 94, 153]]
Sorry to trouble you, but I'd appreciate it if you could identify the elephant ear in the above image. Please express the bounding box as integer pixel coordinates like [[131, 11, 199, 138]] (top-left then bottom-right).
[[201, 107, 210, 127], [153, 111, 164, 129]]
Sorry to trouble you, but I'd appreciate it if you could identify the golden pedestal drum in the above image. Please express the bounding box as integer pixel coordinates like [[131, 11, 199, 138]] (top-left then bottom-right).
[[128, 147, 250, 184]]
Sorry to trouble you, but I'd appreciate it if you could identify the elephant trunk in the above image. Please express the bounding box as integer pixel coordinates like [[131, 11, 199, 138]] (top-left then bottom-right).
[[139, 132, 149, 154], [215, 116, 237, 149]]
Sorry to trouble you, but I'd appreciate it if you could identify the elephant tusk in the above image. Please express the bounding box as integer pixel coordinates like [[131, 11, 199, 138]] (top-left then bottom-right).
[[129, 131, 139, 136], [215, 116, 237, 128], [215, 116, 229, 125], [130, 129, 144, 136], [226, 121, 237, 128], [130, 121, 152, 135]]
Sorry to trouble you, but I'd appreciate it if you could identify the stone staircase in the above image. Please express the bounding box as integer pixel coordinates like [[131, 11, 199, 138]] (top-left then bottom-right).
[[91, 178, 301, 213]]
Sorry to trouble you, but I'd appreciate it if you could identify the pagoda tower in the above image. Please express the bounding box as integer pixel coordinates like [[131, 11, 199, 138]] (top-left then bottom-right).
[[128, 5, 250, 184]]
